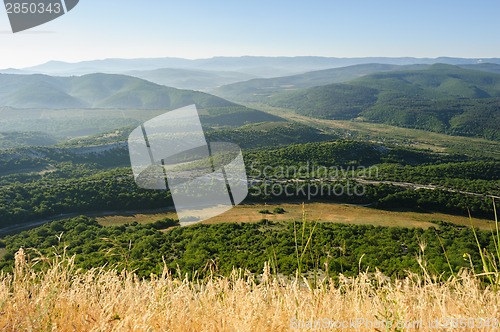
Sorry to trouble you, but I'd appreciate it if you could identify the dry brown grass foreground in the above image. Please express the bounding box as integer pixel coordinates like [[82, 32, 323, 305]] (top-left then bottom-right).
[[0, 249, 499, 331]]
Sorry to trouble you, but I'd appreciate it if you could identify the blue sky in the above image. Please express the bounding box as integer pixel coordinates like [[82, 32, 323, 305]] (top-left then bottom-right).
[[1, 0, 500, 68]]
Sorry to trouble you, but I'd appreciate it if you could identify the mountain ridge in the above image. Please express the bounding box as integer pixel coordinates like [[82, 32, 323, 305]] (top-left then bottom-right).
[[0, 73, 284, 129], [0, 73, 238, 109], [7, 56, 500, 77]]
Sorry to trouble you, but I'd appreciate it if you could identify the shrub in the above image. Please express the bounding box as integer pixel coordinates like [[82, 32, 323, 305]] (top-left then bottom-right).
[[273, 207, 286, 214]]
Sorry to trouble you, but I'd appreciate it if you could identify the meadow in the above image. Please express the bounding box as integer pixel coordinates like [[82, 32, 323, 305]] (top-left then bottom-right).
[[96, 202, 494, 230]]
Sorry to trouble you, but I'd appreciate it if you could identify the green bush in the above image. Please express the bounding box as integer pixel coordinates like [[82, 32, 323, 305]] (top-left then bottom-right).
[[273, 207, 286, 214]]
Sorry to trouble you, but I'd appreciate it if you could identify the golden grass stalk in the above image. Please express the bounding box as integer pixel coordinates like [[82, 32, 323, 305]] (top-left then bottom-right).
[[0, 248, 499, 331]]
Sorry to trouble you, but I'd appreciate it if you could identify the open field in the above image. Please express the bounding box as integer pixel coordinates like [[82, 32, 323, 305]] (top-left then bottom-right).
[[246, 103, 500, 158], [97, 211, 178, 227], [96, 202, 494, 230]]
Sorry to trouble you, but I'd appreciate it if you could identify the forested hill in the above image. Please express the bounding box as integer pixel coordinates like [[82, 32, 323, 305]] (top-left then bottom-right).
[[0, 73, 285, 128], [265, 64, 500, 140], [0, 73, 257, 112], [212, 63, 413, 102]]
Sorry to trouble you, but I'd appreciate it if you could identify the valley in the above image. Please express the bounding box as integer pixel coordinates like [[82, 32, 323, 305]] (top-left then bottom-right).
[[2, 1, 500, 329], [0, 58, 498, 285]]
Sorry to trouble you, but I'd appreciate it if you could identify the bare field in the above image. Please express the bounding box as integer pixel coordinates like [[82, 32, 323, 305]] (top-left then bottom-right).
[[96, 202, 494, 230]]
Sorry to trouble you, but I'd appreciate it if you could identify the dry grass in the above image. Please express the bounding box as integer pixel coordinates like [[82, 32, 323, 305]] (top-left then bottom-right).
[[0, 249, 499, 331], [97, 202, 494, 230], [97, 212, 178, 227]]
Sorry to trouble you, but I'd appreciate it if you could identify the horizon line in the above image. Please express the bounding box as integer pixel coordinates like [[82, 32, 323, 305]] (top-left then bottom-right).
[[3, 55, 497, 71]]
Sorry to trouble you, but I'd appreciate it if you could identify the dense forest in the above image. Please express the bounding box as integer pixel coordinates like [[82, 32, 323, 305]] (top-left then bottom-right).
[[0, 216, 496, 280], [0, 140, 497, 229], [265, 65, 500, 140]]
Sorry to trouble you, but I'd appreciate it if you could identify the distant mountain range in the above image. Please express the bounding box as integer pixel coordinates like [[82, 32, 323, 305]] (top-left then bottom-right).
[[3, 55, 500, 77], [264, 64, 500, 140]]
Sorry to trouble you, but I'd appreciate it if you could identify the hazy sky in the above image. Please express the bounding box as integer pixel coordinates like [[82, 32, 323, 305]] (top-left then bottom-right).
[[1, 0, 500, 68]]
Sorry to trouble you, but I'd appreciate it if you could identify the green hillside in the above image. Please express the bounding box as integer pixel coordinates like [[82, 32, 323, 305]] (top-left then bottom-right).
[[0, 131, 58, 149], [213, 62, 500, 103], [206, 121, 336, 148], [127, 68, 256, 91], [0, 73, 238, 109], [59, 121, 334, 150], [267, 64, 500, 140], [459, 63, 500, 74], [0, 73, 283, 130], [212, 63, 425, 102]]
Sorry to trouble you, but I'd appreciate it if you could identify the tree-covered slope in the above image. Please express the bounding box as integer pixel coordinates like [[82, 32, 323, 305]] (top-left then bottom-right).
[[0, 73, 283, 128], [212, 63, 427, 102], [0, 73, 238, 109], [0, 216, 497, 279], [267, 64, 500, 140]]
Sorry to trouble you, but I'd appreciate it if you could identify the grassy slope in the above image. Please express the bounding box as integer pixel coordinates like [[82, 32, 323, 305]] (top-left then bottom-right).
[[3, 249, 498, 331]]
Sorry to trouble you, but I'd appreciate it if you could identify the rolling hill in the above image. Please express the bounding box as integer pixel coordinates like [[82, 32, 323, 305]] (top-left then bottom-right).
[[458, 63, 500, 74], [0, 73, 239, 109], [213, 63, 500, 103], [212, 64, 429, 102], [265, 64, 500, 140], [60, 121, 336, 150], [0, 73, 286, 139], [125, 68, 256, 91], [206, 121, 336, 148]]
